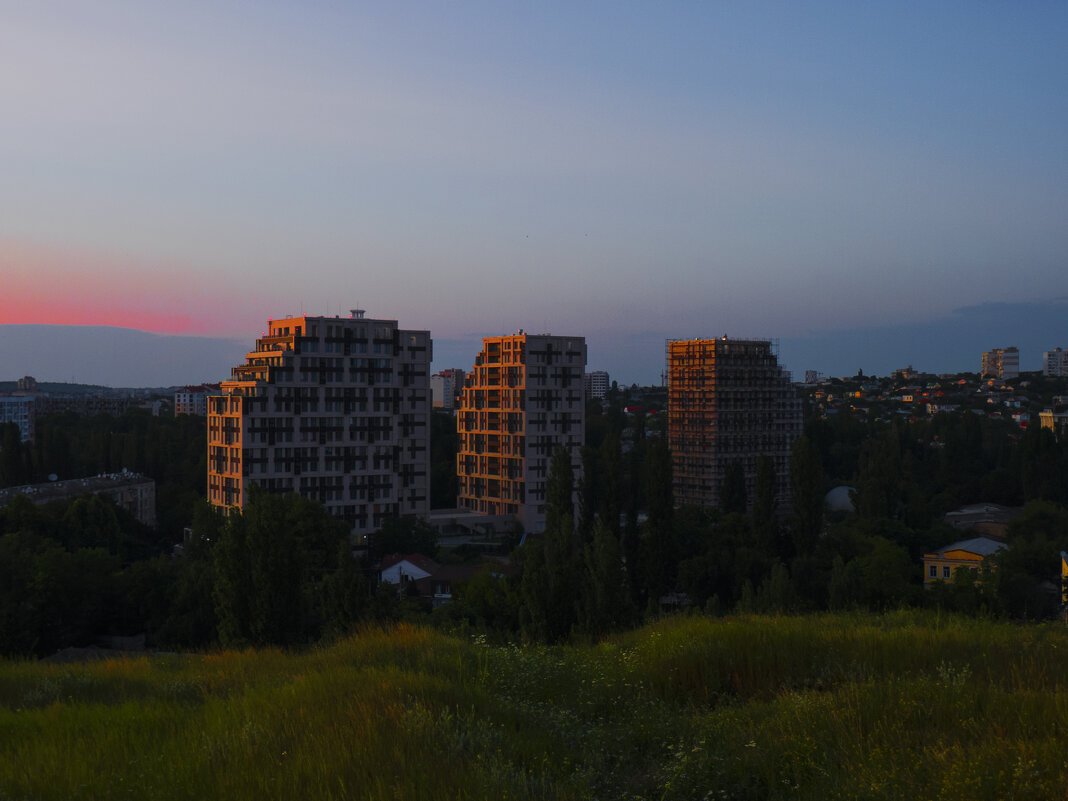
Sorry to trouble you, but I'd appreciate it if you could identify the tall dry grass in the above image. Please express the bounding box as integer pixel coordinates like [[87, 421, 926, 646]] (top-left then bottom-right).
[[1, 613, 1066, 800]]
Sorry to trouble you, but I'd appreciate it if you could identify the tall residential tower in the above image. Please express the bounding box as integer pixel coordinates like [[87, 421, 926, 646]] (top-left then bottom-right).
[[667, 337, 801, 513], [981, 347, 1020, 380], [207, 310, 431, 536], [456, 332, 586, 533]]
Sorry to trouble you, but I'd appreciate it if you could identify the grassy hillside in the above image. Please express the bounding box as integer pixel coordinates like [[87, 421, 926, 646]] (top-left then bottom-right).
[[2, 612, 1067, 800]]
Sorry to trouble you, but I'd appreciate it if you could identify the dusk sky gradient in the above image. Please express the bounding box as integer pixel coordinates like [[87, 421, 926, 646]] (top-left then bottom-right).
[[3, 2, 1066, 383]]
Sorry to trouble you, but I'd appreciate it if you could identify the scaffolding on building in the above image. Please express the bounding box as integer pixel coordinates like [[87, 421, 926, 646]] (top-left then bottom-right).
[[666, 336, 801, 513]]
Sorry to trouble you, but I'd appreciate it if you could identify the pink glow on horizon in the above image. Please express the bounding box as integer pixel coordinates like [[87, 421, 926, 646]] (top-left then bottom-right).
[[1, 239, 259, 336]]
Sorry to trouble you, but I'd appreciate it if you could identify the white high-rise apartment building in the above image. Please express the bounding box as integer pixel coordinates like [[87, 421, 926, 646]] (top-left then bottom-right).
[[584, 370, 609, 400], [1043, 348, 1068, 377], [207, 310, 431, 536], [430, 368, 465, 410]]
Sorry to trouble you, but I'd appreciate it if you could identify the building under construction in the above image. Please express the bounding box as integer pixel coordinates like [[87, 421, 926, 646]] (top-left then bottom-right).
[[667, 337, 802, 513]]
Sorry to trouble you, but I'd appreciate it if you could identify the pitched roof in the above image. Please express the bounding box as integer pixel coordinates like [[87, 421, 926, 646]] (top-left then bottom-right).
[[380, 553, 441, 573], [930, 537, 1007, 558]]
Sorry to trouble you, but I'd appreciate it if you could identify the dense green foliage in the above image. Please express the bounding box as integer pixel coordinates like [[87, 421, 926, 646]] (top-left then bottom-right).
[[3, 390, 1068, 658], [2, 613, 1067, 800], [429, 409, 457, 509], [1, 410, 207, 538], [547, 401, 1068, 630], [0, 491, 367, 657]]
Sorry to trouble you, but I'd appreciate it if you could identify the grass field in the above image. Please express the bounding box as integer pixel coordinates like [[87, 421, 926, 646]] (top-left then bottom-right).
[[2, 612, 1067, 800]]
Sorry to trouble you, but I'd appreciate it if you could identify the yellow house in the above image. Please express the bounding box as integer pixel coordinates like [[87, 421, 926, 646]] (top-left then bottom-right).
[[923, 537, 1006, 585]]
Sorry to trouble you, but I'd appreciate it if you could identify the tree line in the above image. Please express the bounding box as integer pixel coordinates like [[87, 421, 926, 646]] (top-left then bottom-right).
[[3, 398, 1068, 657]]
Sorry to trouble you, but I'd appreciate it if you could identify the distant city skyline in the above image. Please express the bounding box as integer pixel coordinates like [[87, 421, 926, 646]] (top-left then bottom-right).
[[4, 298, 1068, 389], [2, 2, 1066, 382]]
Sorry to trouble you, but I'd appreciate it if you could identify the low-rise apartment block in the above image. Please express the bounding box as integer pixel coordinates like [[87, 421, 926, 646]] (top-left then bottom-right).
[[0, 396, 36, 443], [0, 470, 156, 527], [175, 385, 219, 416]]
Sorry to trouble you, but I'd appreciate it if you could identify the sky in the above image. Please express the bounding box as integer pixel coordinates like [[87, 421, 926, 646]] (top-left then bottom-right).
[[2, 1, 1067, 385]]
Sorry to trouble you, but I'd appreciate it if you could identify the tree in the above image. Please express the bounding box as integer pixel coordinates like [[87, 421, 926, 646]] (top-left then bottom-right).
[[790, 436, 825, 554], [213, 489, 348, 647], [430, 410, 458, 509], [371, 515, 437, 559], [545, 446, 576, 537], [598, 434, 623, 538], [453, 567, 519, 633], [640, 439, 675, 599], [854, 431, 904, 519], [320, 541, 368, 639], [752, 453, 778, 550], [580, 518, 634, 637], [719, 460, 747, 515], [0, 423, 30, 487], [828, 555, 859, 610], [213, 507, 253, 647], [577, 446, 599, 543], [519, 447, 580, 642], [517, 539, 552, 641], [753, 562, 796, 614], [988, 500, 1068, 619]]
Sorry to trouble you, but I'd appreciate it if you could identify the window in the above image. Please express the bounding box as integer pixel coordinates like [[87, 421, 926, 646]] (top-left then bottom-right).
[[942, 566, 951, 579], [929, 565, 937, 578]]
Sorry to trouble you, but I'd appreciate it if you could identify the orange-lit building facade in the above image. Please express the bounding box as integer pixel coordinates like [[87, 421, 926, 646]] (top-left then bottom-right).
[[207, 311, 431, 536], [667, 337, 801, 512], [456, 333, 586, 533]]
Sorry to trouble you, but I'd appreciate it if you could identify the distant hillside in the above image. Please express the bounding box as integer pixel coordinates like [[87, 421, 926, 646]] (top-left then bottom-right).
[[0, 380, 178, 396], [0, 325, 248, 388]]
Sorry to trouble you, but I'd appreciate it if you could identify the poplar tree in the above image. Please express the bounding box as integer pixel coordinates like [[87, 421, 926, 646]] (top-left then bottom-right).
[[790, 435, 825, 553], [752, 453, 778, 551], [720, 460, 747, 515], [520, 446, 580, 642], [640, 438, 675, 600], [580, 517, 634, 636]]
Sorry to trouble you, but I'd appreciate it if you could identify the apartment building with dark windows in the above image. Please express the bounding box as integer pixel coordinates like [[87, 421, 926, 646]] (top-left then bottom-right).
[[207, 310, 431, 536], [456, 332, 586, 533]]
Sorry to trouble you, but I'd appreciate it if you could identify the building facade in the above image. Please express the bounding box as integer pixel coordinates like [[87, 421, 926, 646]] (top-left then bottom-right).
[[981, 347, 1020, 379], [175, 385, 218, 416], [1040, 405, 1068, 437], [1043, 348, 1068, 377], [922, 536, 1005, 585], [430, 368, 465, 410], [456, 332, 586, 533], [207, 311, 432, 536], [584, 370, 609, 400], [0, 396, 36, 443], [667, 337, 801, 512], [0, 470, 156, 527]]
